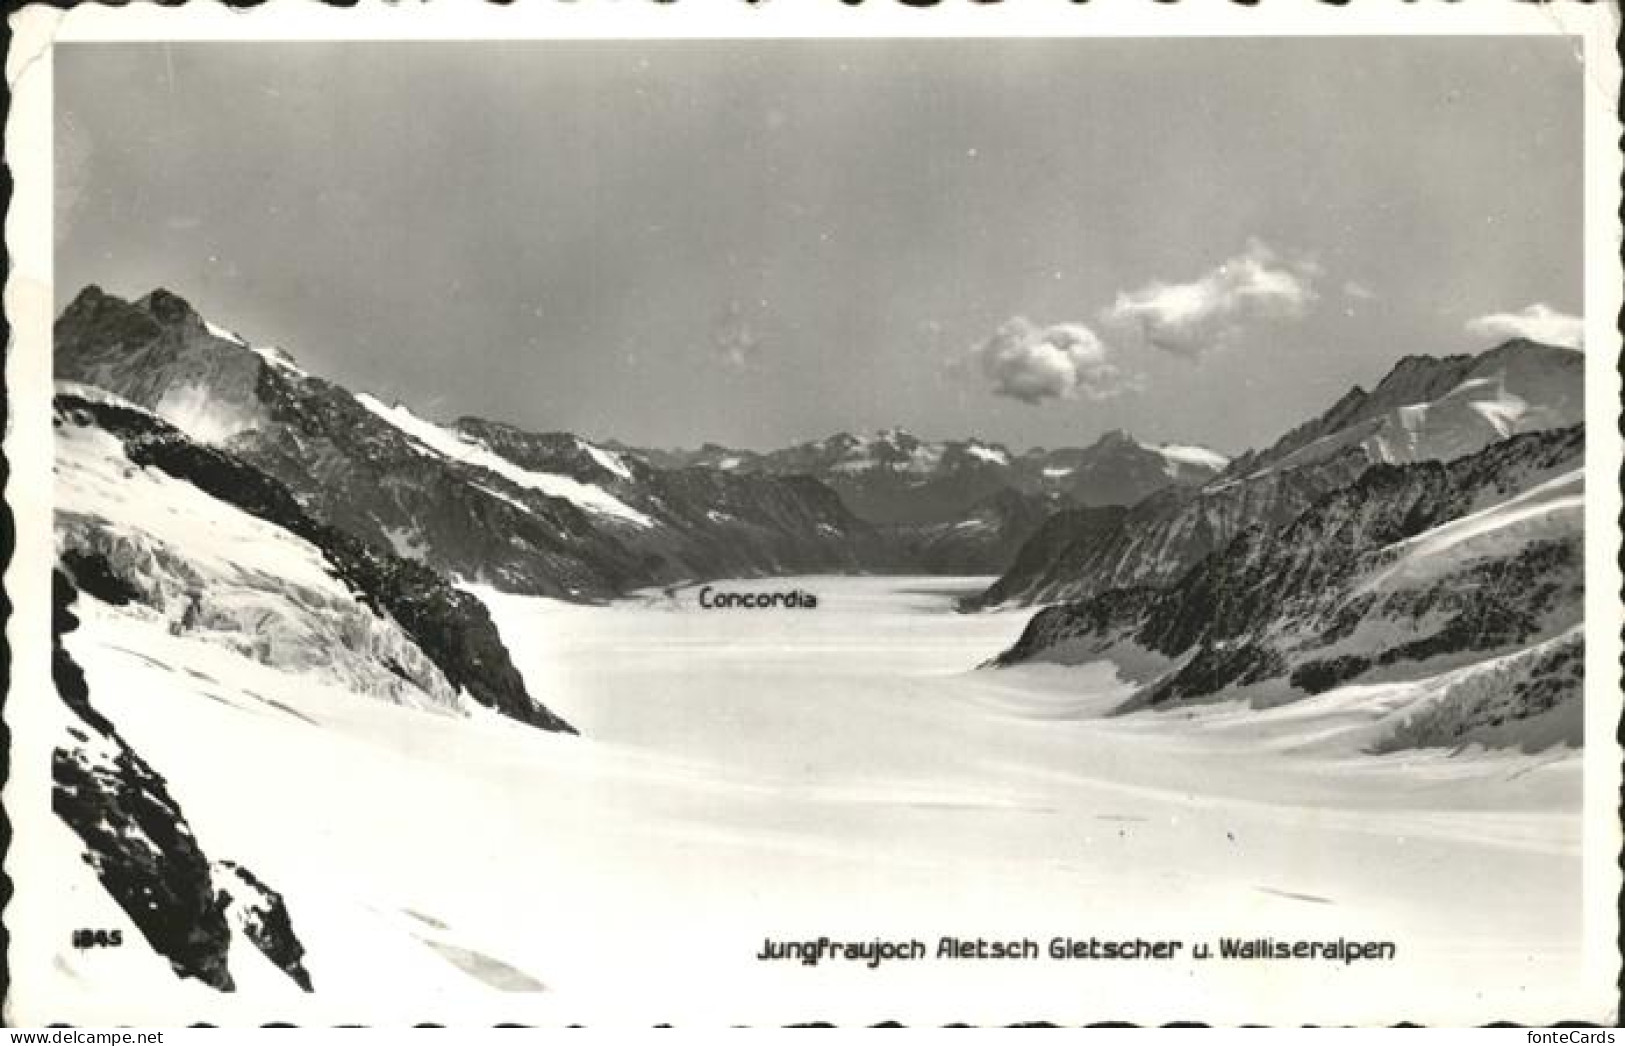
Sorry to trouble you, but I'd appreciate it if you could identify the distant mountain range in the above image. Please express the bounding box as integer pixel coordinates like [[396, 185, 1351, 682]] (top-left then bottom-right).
[[630, 426, 1228, 525]]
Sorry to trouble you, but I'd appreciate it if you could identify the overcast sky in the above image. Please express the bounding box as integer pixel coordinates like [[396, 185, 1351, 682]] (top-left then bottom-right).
[[56, 38, 1583, 454]]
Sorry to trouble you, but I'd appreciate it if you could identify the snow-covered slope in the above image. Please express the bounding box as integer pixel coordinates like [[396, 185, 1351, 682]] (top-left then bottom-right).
[[23, 575, 1589, 1022], [355, 394, 654, 528], [45, 383, 590, 1001], [53, 387, 575, 733], [1153, 443, 1230, 472], [1351, 469, 1583, 599], [57, 409, 469, 714], [50, 570, 315, 993]]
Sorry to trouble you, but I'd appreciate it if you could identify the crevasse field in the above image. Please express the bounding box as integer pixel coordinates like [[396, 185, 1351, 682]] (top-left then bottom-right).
[[52, 576, 1585, 1024]]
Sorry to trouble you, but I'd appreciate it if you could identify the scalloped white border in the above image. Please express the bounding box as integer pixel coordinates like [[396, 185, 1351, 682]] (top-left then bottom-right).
[[5, 0, 1621, 1027]]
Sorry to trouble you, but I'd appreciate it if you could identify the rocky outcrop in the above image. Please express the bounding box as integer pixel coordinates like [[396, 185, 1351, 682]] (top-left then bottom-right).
[[965, 449, 1371, 609], [964, 502, 1133, 606], [214, 860, 315, 990], [1369, 627, 1583, 753], [55, 390, 574, 734], [1130, 426, 1581, 662], [994, 427, 1585, 732], [52, 571, 313, 990]]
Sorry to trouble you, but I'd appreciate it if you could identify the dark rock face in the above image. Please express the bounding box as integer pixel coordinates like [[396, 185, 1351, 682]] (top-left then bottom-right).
[[53, 571, 236, 990], [55, 392, 574, 734], [1043, 429, 1221, 508], [54, 287, 257, 415], [52, 571, 317, 991], [901, 487, 1075, 576], [639, 467, 895, 577], [966, 450, 1371, 609], [965, 502, 1135, 608], [237, 363, 650, 600], [1133, 426, 1583, 661], [214, 861, 315, 990], [991, 586, 1158, 666], [995, 427, 1584, 718], [59, 547, 142, 606]]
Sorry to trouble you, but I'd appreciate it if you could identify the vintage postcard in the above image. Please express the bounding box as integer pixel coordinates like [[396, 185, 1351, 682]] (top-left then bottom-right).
[[4, 1, 1621, 1027]]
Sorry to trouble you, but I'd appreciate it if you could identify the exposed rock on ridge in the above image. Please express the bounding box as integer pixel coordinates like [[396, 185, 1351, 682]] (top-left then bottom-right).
[[52, 570, 314, 990], [993, 426, 1585, 750]]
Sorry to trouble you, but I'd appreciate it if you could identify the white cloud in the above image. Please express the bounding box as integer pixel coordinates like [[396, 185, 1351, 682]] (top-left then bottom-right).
[[1101, 239, 1320, 358], [1343, 280, 1376, 301], [1465, 303, 1583, 350], [971, 317, 1141, 405]]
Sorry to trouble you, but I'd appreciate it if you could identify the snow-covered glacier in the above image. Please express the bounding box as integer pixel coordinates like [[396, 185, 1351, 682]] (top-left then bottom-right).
[[57, 398, 474, 716]]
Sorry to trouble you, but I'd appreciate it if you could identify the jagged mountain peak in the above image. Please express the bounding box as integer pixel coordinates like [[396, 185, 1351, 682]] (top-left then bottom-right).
[[135, 287, 206, 327], [1381, 350, 1474, 380], [1091, 428, 1139, 448], [57, 284, 163, 344], [1471, 337, 1584, 376]]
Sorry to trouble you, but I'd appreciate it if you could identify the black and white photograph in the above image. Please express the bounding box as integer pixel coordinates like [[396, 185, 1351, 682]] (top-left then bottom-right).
[[4, 2, 1621, 1027]]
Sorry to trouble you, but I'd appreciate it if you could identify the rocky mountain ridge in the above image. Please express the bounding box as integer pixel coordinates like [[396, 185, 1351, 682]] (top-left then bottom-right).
[[633, 425, 1228, 527], [993, 425, 1585, 750], [968, 337, 1584, 609], [54, 286, 901, 599]]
